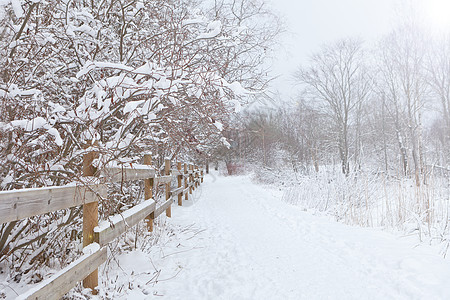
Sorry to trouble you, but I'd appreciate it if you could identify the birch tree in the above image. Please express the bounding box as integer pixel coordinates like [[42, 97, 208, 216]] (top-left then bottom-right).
[[427, 34, 450, 167], [376, 25, 429, 186]]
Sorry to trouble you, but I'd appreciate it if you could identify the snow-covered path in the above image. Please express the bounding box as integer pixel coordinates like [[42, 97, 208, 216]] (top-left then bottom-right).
[[107, 174, 450, 300]]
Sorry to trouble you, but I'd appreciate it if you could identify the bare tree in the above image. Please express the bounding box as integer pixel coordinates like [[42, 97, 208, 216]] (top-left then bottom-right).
[[376, 25, 429, 186], [427, 34, 450, 167], [294, 38, 371, 175]]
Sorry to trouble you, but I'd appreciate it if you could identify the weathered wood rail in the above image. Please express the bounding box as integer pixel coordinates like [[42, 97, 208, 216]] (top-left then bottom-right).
[[0, 152, 204, 300]]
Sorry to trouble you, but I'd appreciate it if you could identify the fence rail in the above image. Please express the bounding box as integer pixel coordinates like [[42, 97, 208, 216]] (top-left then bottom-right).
[[16, 245, 108, 300], [2, 152, 204, 300], [94, 198, 157, 247], [104, 166, 156, 182], [0, 184, 105, 224]]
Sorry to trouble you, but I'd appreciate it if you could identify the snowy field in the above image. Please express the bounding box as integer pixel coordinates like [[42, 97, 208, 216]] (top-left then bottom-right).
[[59, 173, 450, 300]]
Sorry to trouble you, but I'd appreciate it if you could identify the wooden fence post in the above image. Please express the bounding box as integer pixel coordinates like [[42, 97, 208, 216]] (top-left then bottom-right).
[[193, 165, 197, 188], [184, 163, 188, 201], [144, 154, 154, 231], [177, 162, 183, 206], [193, 164, 197, 190], [195, 165, 199, 187], [82, 142, 99, 294], [201, 169, 204, 183], [189, 164, 194, 194], [165, 159, 172, 217]]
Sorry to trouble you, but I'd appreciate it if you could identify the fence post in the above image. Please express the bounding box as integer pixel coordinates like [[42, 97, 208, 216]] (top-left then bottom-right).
[[165, 159, 172, 217], [195, 165, 199, 187], [193, 165, 197, 188], [82, 141, 99, 294], [144, 154, 154, 232], [193, 165, 197, 191], [201, 169, 204, 183], [177, 162, 183, 206], [184, 163, 188, 201], [189, 164, 194, 194]]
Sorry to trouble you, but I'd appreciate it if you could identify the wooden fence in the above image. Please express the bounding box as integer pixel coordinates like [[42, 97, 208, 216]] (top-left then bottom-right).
[[0, 151, 204, 300]]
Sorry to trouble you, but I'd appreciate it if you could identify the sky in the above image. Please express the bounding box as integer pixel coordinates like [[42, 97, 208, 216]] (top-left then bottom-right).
[[266, 0, 394, 102], [265, 0, 450, 102]]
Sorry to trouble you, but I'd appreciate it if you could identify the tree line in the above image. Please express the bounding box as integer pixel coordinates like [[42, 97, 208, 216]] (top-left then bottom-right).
[[226, 25, 449, 185]]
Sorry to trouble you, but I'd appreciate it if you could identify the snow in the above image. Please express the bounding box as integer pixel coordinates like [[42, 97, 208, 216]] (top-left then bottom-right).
[[231, 99, 242, 112], [82, 242, 101, 254], [94, 199, 156, 233], [51, 103, 66, 114], [136, 1, 144, 10], [76, 61, 134, 78], [11, 117, 46, 131], [123, 100, 146, 114], [95, 174, 450, 299], [47, 127, 63, 146], [213, 121, 223, 131], [219, 78, 248, 96], [8, 117, 63, 146], [49, 164, 64, 171], [182, 18, 206, 26], [154, 77, 172, 89], [133, 62, 153, 75], [70, 24, 97, 38], [6, 0, 23, 18], [76, 61, 95, 78], [95, 62, 134, 72], [104, 161, 156, 170], [197, 20, 222, 39], [220, 136, 230, 148], [15, 243, 101, 300], [226, 81, 248, 95], [1, 173, 13, 188]]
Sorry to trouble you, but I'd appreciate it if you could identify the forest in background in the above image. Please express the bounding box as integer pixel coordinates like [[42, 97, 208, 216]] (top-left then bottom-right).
[[222, 26, 450, 248]]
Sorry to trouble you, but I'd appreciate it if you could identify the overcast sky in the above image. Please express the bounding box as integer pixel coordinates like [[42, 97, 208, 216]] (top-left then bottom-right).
[[266, 0, 396, 101]]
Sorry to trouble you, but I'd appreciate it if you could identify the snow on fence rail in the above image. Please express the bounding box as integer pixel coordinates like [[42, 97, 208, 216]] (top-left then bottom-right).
[[1, 150, 204, 300], [16, 244, 107, 300], [94, 198, 156, 247], [0, 183, 105, 224]]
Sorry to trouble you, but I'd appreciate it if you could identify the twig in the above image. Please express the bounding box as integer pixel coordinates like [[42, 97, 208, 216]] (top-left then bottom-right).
[[161, 246, 204, 259]]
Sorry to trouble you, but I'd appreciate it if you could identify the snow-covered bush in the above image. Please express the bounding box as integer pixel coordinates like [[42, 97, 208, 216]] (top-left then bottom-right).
[[0, 0, 280, 282], [281, 166, 450, 245]]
